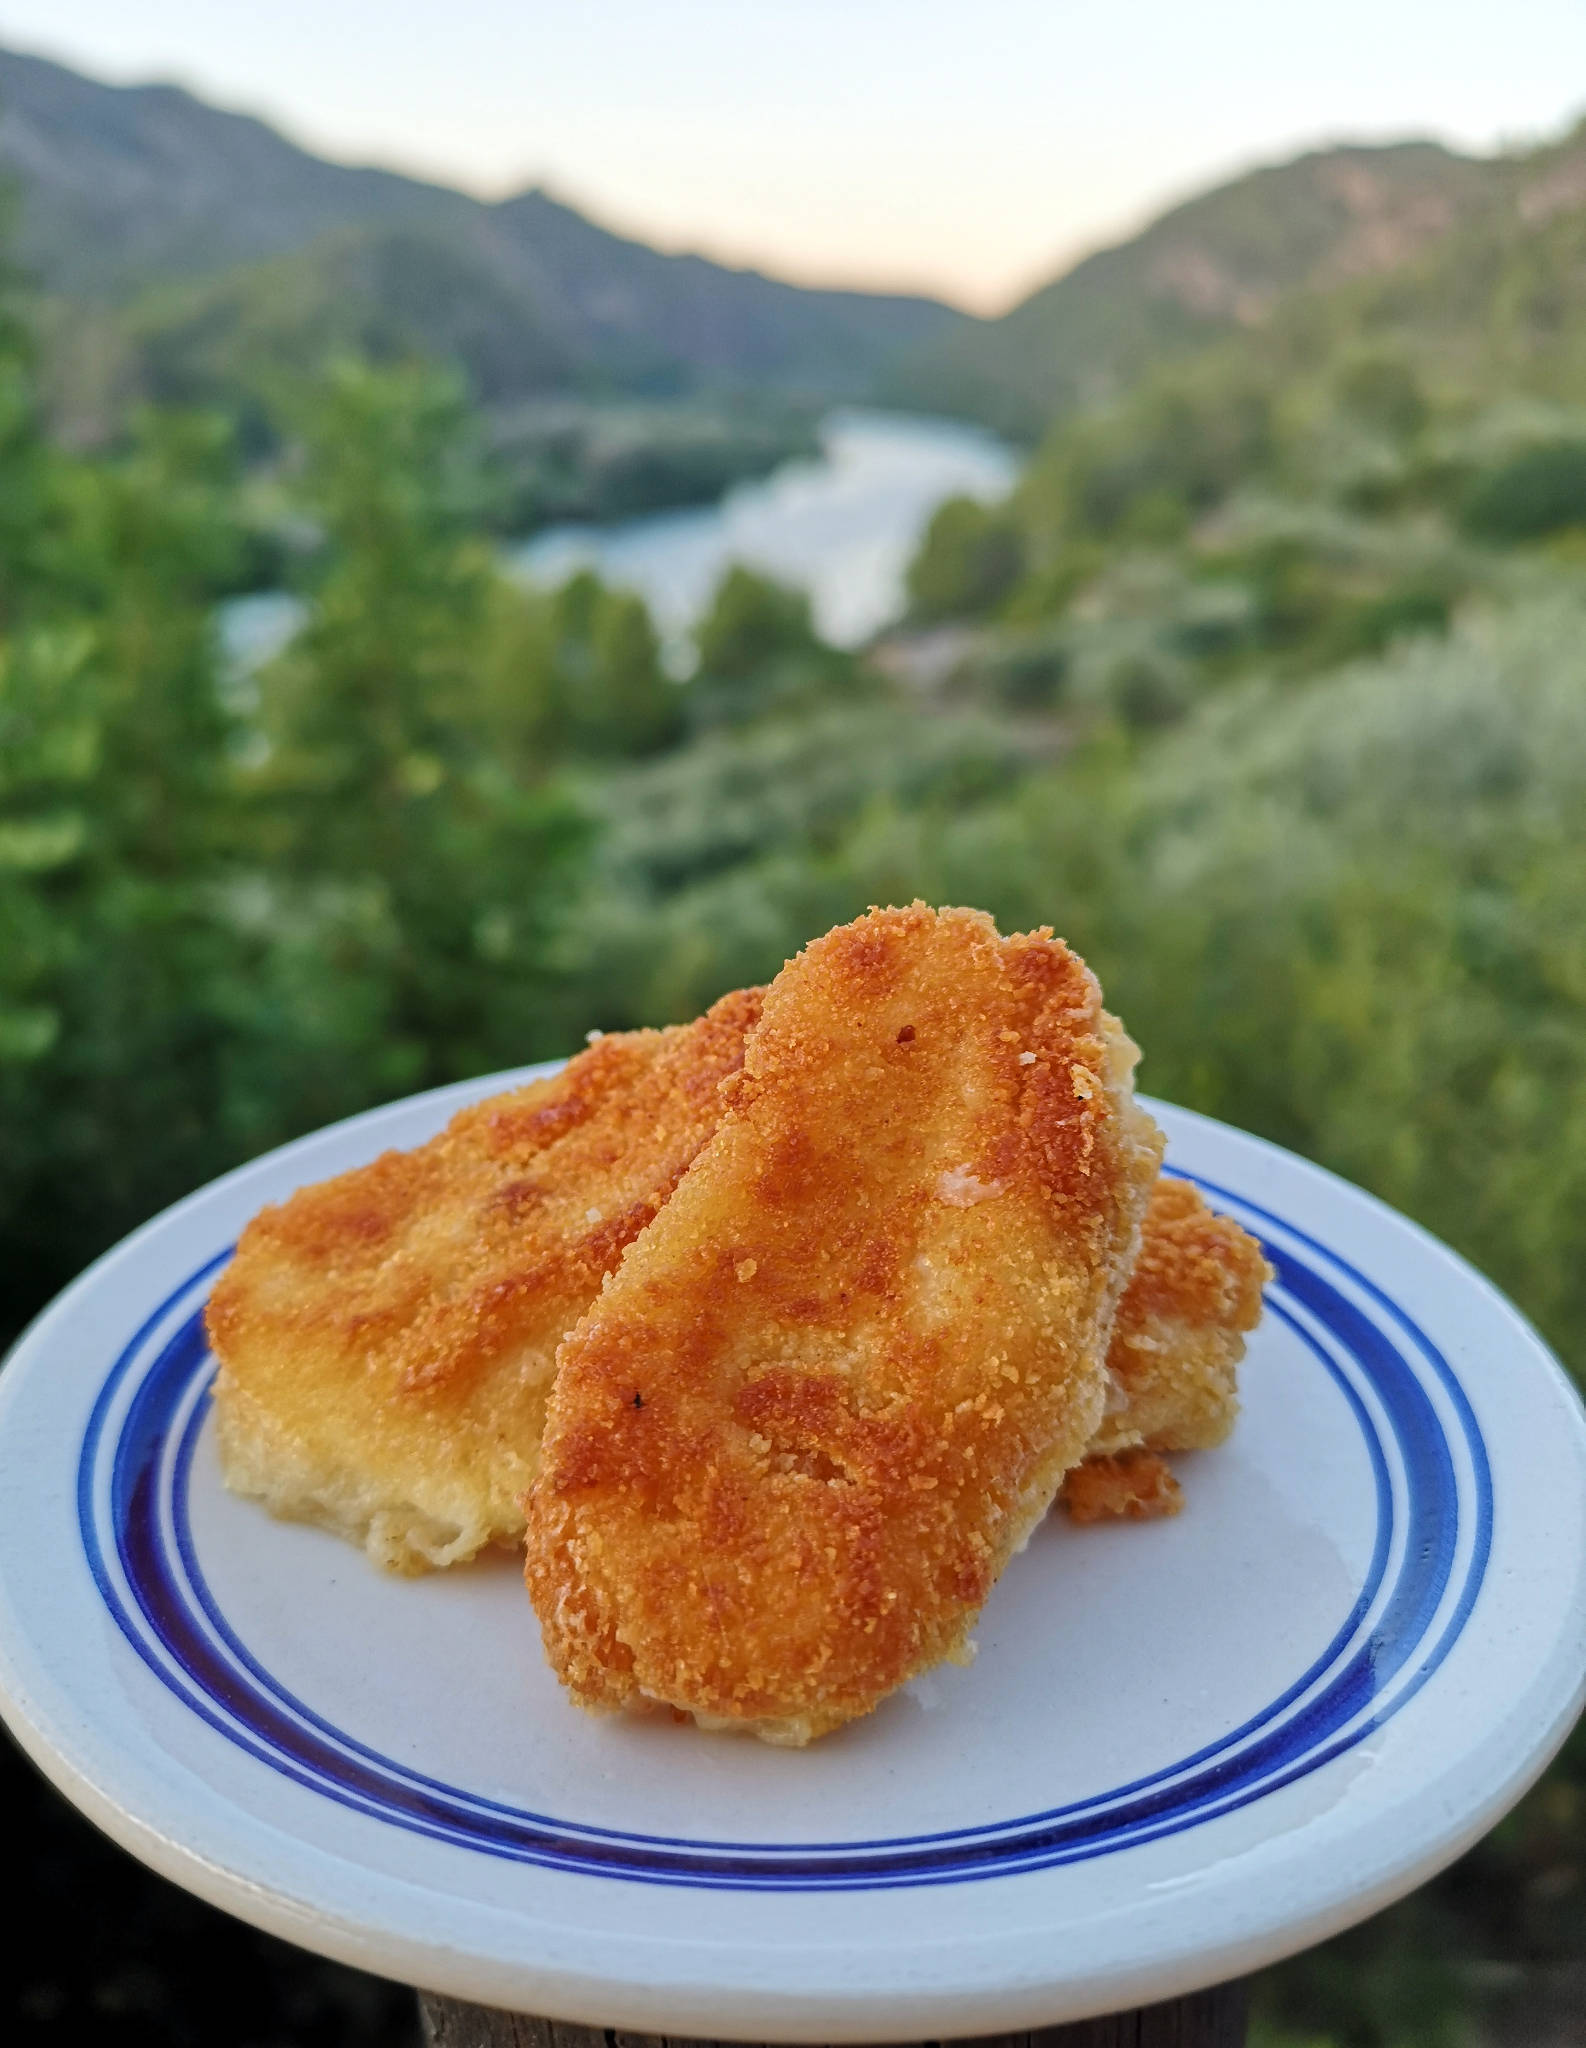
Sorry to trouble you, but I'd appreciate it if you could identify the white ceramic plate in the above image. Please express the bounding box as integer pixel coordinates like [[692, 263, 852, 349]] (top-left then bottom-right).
[[1, 1073, 1584, 2040]]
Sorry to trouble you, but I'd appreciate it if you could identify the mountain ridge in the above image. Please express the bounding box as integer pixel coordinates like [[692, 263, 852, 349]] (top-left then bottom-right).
[[887, 138, 1511, 437], [0, 42, 965, 426]]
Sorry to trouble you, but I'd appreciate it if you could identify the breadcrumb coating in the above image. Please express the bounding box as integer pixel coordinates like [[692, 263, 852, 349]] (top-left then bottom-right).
[[205, 987, 761, 1572], [524, 904, 1164, 1743], [1084, 1176, 1271, 1461]]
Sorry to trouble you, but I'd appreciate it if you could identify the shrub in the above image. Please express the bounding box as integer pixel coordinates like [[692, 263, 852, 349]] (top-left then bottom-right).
[[1461, 438, 1586, 541], [906, 495, 1025, 620]]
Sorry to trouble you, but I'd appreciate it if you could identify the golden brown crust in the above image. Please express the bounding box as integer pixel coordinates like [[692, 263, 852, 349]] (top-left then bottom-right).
[[1085, 1176, 1271, 1459], [524, 904, 1163, 1742], [1062, 1448, 1184, 1523], [205, 987, 763, 1571]]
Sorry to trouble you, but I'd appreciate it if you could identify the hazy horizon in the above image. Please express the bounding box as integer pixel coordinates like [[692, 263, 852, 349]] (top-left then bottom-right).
[[4, 1, 1585, 312]]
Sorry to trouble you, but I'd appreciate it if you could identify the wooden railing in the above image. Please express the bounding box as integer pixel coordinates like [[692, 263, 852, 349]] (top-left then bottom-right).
[[417, 1985, 1248, 2048]]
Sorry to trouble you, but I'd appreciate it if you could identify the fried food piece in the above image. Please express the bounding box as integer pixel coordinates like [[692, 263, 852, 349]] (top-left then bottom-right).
[[1063, 1448, 1184, 1524], [210, 964, 1260, 1576], [205, 987, 762, 1573], [525, 904, 1164, 1744], [1085, 1176, 1270, 1460]]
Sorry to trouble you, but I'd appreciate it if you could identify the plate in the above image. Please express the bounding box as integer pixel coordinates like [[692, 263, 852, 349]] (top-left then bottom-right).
[[1, 1072, 1584, 2039]]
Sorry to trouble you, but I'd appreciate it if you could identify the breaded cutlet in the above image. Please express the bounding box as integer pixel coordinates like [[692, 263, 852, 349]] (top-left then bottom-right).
[[524, 904, 1164, 1744], [1057, 1178, 1269, 1525], [1087, 1176, 1271, 1458], [204, 987, 762, 1573]]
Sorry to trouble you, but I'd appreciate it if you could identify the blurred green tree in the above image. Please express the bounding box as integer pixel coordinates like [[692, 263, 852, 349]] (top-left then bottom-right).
[[1023, 363, 1275, 550], [906, 495, 1025, 620], [256, 359, 590, 1087], [1334, 353, 1429, 443], [0, 397, 261, 1331], [1460, 437, 1586, 542], [0, 353, 599, 1341], [544, 569, 683, 757], [688, 562, 855, 727]]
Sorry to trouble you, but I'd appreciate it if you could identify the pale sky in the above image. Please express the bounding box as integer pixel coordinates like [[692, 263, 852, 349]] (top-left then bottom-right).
[[4, 1, 1585, 312]]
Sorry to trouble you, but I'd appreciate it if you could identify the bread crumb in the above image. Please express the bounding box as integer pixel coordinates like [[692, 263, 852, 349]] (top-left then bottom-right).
[[1064, 1449, 1184, 1524]]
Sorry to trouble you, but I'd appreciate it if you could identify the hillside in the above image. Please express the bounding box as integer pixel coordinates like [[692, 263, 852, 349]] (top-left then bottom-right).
[[0, 43, 965, 430], [0, 44, 470, 295], [1262, 118, 1586, 401], [890, 141, 1505, 438]]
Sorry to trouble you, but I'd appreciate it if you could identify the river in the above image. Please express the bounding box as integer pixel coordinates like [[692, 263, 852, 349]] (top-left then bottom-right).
[[219, 409, 1019, 678], [509, 408, 1019, 656]]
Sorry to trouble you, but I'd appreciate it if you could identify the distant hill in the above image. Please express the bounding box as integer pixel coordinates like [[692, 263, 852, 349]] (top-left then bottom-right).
[[0, 43, 966, 433], [0, 44, 470, 295], [1290, 119, 1586, 402], [889, 142, 1508, 439]]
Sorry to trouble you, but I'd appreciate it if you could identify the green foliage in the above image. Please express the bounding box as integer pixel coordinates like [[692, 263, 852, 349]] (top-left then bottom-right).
[[489, 404, 820, 531], [255, 360, 590, 1079], [952, 629, 1071, 710], [1334, 353, 1429, 442], [542, 570, 682, 757], [1011, 360, 1278, 603], [1460, 437, 1586, 540], [126, 227, 572, 425], [562, 703, 1028, 1022], [1073, 375, 1273, 538], [5, 42, 960, 473], [0, 208, 51, 631], [687, 563, 855, 727], [906, 495, 1025, 620], [0, 352, 590, 1338], [694, 562, 819, 677], [0, 395, 274, 1330]]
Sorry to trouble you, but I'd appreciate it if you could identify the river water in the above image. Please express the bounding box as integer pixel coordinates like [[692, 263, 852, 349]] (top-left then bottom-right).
[[220, 409, 1018, 678], [509, 408, 1019, 655]]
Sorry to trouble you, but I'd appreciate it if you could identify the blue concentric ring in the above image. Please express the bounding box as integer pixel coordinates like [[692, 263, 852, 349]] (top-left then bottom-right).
[[77, 1171, 1491, 1889]]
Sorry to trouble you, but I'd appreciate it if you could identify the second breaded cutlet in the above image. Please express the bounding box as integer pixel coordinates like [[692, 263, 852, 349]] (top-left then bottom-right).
[[1061, 1176, 1271, 1522], [205, 987, 762, 1572], [525, 904, 1165, 1744], [1090, 1176, 1270, 1457]]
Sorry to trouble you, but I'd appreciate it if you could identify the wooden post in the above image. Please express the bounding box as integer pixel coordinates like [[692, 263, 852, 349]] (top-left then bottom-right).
[[416, 1985, 1248, 2048]]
